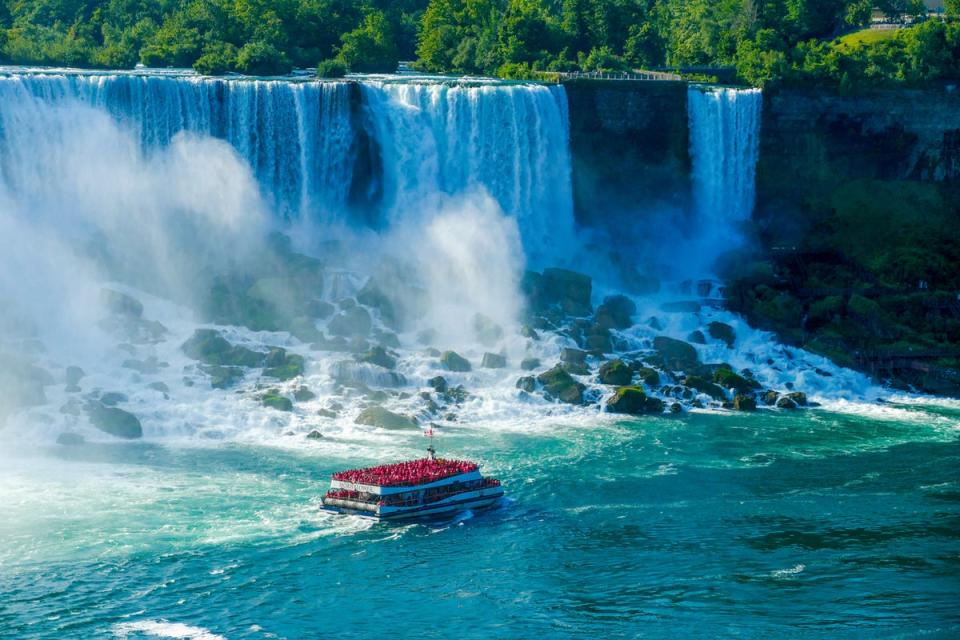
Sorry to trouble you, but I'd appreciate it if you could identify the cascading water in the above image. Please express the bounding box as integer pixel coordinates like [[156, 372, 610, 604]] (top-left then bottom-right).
[[687, 85, 762, 270], [360, 80, 575, 266], [0, 72, 355, 222]]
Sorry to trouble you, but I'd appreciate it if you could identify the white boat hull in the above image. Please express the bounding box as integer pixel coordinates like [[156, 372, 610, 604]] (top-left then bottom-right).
[[323, 487, 504, 521]]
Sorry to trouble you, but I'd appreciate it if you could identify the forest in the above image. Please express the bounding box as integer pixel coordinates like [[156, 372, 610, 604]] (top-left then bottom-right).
[[0, 0, 958, 86]]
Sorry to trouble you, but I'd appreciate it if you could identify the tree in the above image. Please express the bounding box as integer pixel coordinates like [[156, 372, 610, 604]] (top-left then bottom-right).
[[338, 10, 399, 73]]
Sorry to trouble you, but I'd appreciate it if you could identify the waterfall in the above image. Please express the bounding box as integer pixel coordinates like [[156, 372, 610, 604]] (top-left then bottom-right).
[[0, 72, 355, 222], [359, 81, 575, 266], [687, 85, 762, 264]]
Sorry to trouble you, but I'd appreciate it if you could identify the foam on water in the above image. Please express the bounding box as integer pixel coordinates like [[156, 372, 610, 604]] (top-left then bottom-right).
[[114, 620, 226, 640]]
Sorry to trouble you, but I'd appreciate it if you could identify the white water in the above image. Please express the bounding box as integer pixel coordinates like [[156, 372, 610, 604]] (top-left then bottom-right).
[[687, 86, 762, 270]]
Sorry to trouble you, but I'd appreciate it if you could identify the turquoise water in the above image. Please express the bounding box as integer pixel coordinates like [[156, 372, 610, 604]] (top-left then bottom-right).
[[2, 405, 959, 639]]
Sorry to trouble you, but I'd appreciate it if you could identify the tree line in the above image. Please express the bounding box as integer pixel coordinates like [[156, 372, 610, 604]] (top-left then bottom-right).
[[0, 0, 958, 87]]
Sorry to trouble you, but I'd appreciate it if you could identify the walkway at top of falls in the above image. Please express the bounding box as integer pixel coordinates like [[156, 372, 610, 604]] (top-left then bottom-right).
[[549, 70, 683, 82]]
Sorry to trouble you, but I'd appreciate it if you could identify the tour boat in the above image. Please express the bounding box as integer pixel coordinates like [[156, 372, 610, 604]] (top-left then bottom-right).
[[321, 456, 504, 521]]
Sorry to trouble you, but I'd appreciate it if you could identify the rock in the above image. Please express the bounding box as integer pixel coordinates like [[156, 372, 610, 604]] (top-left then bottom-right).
[[182, 329, 265, 367], [374, 331, 401, 349], [332, 361, 406, 388], [524, 268, 593, 316], [520, 357, 541, 371], [670, 402, 683, 413], [99, 392, 128, 406], [327, 306, 372, 338], [481, 353, 507, 369], [355, 406, 418, 430], [264, 351, 305, 381], [776, 396, 798, 409], [598, 359, 632, 386], [101, 289, 143, 318], [787, 391, 808, 406], [306, 430, 324, 440], [660, 301, 701, 313], [653, 336, 699, 371], [148, 381, 170, 394], [122, 357, 163, 375], [307, 299, 336, 319], [520, 325, 539, 340], [65, 366, 85, 387], [595, 295, 636, 330], [713, 368, 760, 394], [294, 386, 316, 402], [606, 386, 662, 414], [356, 346, 396, 370], [202, 365, 244, 389], [443, 385, 469, 404], [647, 317, 663, 331], [536, 365, 586, 405], [428, 376, 448, 393], [707, 321, 736, 348], [636, 367, 661, 387], [516, 376, 536, 393], [584, 334, 612, 354], [440, 351, 471, 372], [56, 432, 85, 446], [687, 330, 706, 344], [561, 361, 590, 375], [472, 314, 504, 346], [337, 298, 357, 311], [762, 390, 780, 406], [683, 375, 726, 400], [357, 277, 399, 327], [288, 316, 323, 343], [317, 408, 337, 418], [733, 394, 757, 411], [85, 402, 143, 438], [260, 391, 293, 412], [561, 348, 587, 365]]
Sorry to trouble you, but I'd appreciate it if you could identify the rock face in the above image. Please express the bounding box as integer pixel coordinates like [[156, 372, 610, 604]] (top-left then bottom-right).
[[536, 365, 586, 405], [595, 295, 636, 330], [356, 346, 396, 370], [260, 391, 293, 411], [182, 329, 264, 367], [327, 306, 372, 338], [85, 402, 143, 438], [733, 394, 757, 411], [598, 359, 632, 386], [355, 406, 418, 429], [524, 268, 593, 317], [606, 386, 664, 415], [481, 353, 507, 369], [653, 336, 699, 371], [707, 322, 736, 348], [440, 351, 471, 372]]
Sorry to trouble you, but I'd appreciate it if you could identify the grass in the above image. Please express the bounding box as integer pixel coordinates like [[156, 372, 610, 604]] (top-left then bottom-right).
[[834, 27, 902, 50]]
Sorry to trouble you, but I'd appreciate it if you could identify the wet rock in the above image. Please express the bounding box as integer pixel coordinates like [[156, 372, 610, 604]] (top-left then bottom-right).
[[524, 268, 593, 316], [428, 376, 448, 393], [606, 386, 662, 414], [65, 366, 85, 387], [683, 375, 726, 401], [357, 278, 397, 327], [762, 390, 780, 406], [707, 321, 736, 348], [56, 432, 85, 446], [332, 361, 406, 388], [148, 381, 170, 394], [306, 430, 324, 440], [101, 289, 143, 318], [288, 316, 323, 343], [561, 348, 587, 365], [537, 365, 586, 405], [473, 314, 504, 346], [263, 352, 305, 381], [653, 337, 699, 371], [327, 306, 372, 338], [647, 317, 663, 331], [687, 330, 706, 345], [787, 391, 808, 406], [294, 386, 316, 402], [337, 298, 357, 311], [260, 391, 293, 412], [59, 400, 82, 416], [598, 359, 632, 386], [636, 367, 661, 387], [99, 392, 128, 406], [670, 402, 683, 413], [520, 325, 539, 340], [122, 357, 164, 375], [584, 334, 612, 354], [425, 347, 441, 358], [520, 357, 541, 371], [317, 408, 338, 418], [202, 365, 244, 389], [356, 345, 396, 370], [307, 299, 336, 319], [516, 376, 536, 393], [84, 402, 143, 438], [713, 368, 761, 394], [561, 361, 590, 376], [443, 385, 469, 404], [776, 396, 798, 409], [310, 335, 350, 352], [374, 330, 401, 349], [355, 406, 418, 430], [481, 353, 507, 369], [440, 351, 472, 373], [660, 301, 701, 313], [733, 394, 757, 411], [182, 329, 265, 367], [595, 295, 636, 330]]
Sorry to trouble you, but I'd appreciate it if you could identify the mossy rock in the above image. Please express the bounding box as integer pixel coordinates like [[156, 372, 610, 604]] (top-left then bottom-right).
[[762, 390, 779, 406], [733, 394, 757, 411], [561, 348, 587, 364], [653, 336, 699, 371], [294, 386, 316, 402], [356, 346, 396, 370], [516, 376, 536, 392], [355, 406, 418, 429], [84, 402, 143, 438], [636, 367, 661, 387], [202, 364, 245, 389], [598, 359, 632, 386], [182, 329, 265, 367], [595, 294, 636, 330], [683, 375, 726, 400], [520, 357, 541, 371], [787, 391, 808, 406], [264, 353, 305, 381], [606, 386, 662, 415], [481, 353, 507, 369], [428, 376, 448, 393], [707, 322, 736, 348], [713, 368, 760, 394], [260, 391, 293, 412], [776, 396, 798, 409], [440, 351, 472, 372], [327, 306, 372, 338], [536, 365, 586, 405]]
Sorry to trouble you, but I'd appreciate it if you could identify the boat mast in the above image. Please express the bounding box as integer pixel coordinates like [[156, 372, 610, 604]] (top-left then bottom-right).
[[425, 425, 436, 460]]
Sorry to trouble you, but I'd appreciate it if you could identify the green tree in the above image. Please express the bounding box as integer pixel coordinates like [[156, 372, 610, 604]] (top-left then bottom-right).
[[338, 10, 399, 73]]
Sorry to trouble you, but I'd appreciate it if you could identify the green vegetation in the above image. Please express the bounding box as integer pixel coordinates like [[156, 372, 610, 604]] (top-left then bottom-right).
[[0, 0, 955, 87]]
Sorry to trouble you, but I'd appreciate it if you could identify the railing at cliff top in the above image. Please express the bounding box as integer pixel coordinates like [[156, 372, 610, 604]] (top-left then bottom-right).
[[547, 70, 683, 82]]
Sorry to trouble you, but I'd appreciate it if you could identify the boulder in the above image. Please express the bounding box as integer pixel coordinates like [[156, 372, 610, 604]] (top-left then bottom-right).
[[472, 314, 504, 346], [762, 390, 780, 406], [85, 402, 143, 438], [317, 408, 338, 418], [584, 334, 612, 354], [520, 357, 541, 371], [428, 376, 448, 393], [481, 353, 507, 369], [56, 432, 85, 446], [356, 346, 397, 370], [148, 381, 170, 394], [202, 365, 244, 389], [687, 330, 706, 344], [101, 289, 143, 318], [536, 365, 586, 405], [357, 278, 397, 326], [683, 375, 726, 400], [65, 366, 85, 387], [99, 392, 128, 406], [713, 368, 760, 395], [263, 352, 305, 381], [595, 295, 636, 330], [787, 391, 808, 406], [636, 367, 661, 387], [327, 306, 372, 338], [520, 325, 539, 340], [598, 359, 632, 386], [733, 394, 757, 411], [776, 396, 798, 409], [707, 321, 736, 348], [332, 361, 406, 388], [516, 376, 536, 393], [524, 268, 593, 316], [670, 402, 683, 413], [355, 406, 418, 430], [306, 430, 324, 440], [606, 386, 662, 415], [647, 317, 663, 331], [440, 351, 472, 372], [182, 329, 265, 367], [653, 336, 699, 371], [294, 386, 316, 402], [260, 391, 293, 412], [561, 348, 587, 365]]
